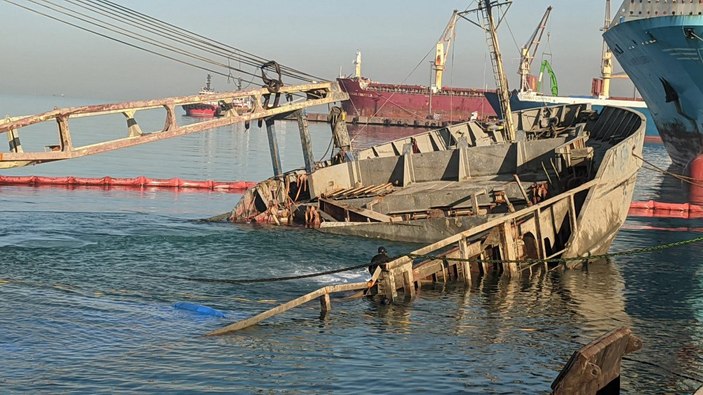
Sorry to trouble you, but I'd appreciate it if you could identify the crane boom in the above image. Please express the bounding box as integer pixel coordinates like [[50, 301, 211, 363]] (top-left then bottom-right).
[[599, 0, 613, 99], [518, 6, 552, 92], [433, 10, 460, 91]]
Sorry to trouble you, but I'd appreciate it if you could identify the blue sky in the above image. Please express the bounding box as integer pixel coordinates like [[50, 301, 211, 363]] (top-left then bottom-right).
[[0, 0, 629, 101]]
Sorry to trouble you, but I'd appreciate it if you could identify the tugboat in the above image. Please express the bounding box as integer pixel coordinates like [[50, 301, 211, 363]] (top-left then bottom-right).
[[182, 74, 220, 117]]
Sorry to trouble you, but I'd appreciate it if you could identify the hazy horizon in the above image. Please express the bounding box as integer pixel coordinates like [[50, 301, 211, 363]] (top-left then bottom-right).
[[0, 0, 634, 103]]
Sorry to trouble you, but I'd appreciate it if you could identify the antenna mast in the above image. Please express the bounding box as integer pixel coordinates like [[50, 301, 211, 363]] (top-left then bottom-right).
[[460, 0, 515, 141]]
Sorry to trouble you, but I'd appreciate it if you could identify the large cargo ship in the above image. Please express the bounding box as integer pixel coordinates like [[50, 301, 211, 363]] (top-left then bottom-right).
[[603, 1, 703, 168], [337, 76, 495, 124], [337, 11, 496, 125]]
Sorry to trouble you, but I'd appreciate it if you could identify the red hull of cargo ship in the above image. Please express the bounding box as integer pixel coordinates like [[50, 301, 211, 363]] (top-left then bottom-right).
[[337, 77, 496, 123]]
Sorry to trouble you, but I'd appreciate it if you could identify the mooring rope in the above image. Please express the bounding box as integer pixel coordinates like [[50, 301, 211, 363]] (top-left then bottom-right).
[[622, 356, 703, 385], [633, 152, 703, 187], [408, 235, 703, 266], [172, 262, 371, 284], [174, 235, 703, 285]]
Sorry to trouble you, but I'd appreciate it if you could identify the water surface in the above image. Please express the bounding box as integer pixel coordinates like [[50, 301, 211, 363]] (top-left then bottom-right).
[[1, 94, 702, 393]]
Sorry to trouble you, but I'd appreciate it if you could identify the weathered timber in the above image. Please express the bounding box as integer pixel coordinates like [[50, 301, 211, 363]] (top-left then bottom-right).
[[207, 275, 380, 336], [551, 327, 642, 395], [0, 82, 348, 168]]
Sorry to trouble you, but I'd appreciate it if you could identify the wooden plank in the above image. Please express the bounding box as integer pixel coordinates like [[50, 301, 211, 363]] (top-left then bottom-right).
[[207, 281, 371, 335], [319, 198, 392, 222]]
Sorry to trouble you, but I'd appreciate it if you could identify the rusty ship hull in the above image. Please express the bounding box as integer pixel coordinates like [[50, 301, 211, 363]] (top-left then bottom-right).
[[337, 77, 496, 125], [228, 103, 645, 262]]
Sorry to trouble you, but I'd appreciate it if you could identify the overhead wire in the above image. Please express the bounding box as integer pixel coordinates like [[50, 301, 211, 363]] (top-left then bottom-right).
[[31, 0, 262, 80], [3, 0, 326, 85], [91, 0, 324, 82], [90, 0, 323, 82], [2, 0, 240, 80]]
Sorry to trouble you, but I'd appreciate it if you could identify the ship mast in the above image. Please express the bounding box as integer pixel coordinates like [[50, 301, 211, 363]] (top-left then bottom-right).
[[354, 50, 362, 79], [600, 0, 613, 99], [460, 0, 515, 141], [433, 10, 460, 92]]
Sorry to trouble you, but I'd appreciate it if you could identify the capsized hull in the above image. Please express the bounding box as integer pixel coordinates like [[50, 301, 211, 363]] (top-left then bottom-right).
[[604, 8, 703, 167]]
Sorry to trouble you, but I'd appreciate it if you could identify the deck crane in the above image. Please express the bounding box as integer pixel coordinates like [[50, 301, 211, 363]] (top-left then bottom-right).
[[432, 10, 460, 92], [599, 0, 613, 99], [518, 6, 552, 93]]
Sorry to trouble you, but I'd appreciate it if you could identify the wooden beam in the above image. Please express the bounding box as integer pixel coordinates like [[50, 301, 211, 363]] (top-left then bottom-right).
[[207, 281, 371, 336]]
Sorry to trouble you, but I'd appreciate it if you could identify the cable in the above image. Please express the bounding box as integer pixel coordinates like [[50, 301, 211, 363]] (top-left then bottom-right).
[[3, 0, 327, 84], [172, 262, 371, 284], [633, 152, 703, 187]]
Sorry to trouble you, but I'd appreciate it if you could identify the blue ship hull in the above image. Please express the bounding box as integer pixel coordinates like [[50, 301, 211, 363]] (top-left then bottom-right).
[[604, 12, 703, 167]]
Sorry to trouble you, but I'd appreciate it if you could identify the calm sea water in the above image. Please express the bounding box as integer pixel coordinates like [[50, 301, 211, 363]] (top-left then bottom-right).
[[1, 94, 702, 393]]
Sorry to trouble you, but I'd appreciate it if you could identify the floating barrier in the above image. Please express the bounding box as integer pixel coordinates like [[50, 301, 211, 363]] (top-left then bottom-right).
[[622, 224, 703, 233], [629, 200, 703, 219], [173, 302, 226, 318], [0, 175, 255, 192], [643, 135, 663, 144]]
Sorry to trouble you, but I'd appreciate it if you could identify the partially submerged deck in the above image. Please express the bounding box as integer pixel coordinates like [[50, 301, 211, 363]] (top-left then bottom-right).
[[209, 104, 646, 335]]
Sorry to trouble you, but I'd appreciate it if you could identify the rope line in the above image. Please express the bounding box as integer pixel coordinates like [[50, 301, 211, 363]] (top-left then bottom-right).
[[173, 263, 370, 284], [174, 235, 703, 285], [634, 152, 703, 187], [409, 235, 703, 266]]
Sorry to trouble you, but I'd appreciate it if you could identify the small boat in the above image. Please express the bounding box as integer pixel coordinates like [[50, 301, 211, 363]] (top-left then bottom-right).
[[182, 74, 253, 118], [182, 74, 220, 117]]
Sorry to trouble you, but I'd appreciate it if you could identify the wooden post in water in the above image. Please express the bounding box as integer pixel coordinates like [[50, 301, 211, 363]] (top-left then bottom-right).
[[265, 118, 283, 177], [401, 262, 415, 299], [382, 264, 398, 303], [501, 222, 519, 275], [459, 238, 472, 285], [319, 293, 331, 316], [295, 111, 315, 174]]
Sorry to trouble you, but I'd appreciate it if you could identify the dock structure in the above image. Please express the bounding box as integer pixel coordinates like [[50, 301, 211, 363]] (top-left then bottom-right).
[[0, 82, 348, 169]]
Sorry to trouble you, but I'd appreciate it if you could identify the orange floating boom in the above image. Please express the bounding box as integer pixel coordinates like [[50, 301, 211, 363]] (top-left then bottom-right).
[[0, 175, 254, 192]]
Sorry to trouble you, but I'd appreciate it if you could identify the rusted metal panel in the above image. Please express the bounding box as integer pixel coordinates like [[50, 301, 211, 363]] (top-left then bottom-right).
[[551, 327, 642, 395]]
